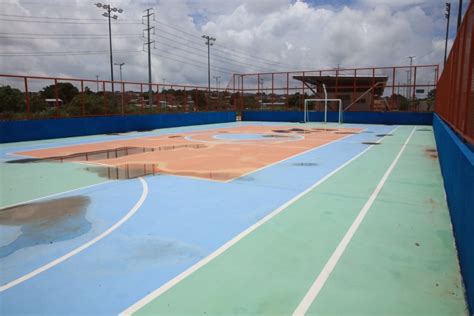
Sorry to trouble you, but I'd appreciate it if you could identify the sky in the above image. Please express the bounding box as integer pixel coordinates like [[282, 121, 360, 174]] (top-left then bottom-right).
[[0, 0, 467, 90]]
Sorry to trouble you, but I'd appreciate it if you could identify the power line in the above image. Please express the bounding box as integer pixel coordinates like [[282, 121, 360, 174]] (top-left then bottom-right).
[[0, 18, 140, 24], [0, 49, 142, 57], [0, 32, 141, 36], [150, 47, 237, 74], [152, 37, 272, 72], [153, 20, 297, 69], [0, 35, 142, 40], [150, 26, 279, 71], [0, 13, 141, 22], [150, 51, 233, 76]]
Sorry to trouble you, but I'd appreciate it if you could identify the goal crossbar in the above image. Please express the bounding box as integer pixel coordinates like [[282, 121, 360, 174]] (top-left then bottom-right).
[[304, 99, 343, 124]]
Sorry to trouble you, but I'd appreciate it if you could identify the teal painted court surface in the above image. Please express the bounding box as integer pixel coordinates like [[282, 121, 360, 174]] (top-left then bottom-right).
[[0, 122, 468, 315]]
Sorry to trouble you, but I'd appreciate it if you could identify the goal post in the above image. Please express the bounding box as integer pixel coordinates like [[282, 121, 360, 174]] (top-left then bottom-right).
[[304, 99, 343, 124]]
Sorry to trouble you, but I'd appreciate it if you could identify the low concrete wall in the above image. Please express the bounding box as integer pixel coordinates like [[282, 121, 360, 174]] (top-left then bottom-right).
[[242, 110, 433, 125], [0, 112, 236, 143], [433, 114, 474, 313]]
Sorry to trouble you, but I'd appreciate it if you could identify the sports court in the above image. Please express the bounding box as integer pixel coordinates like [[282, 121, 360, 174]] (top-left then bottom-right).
[[0, 121, 467, 315]]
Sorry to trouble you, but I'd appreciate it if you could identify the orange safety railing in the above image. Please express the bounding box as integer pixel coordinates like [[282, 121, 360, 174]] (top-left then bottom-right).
[[436, 1, 473, 145], [0, 74, 236, 121], [228, 65, 439, 114]]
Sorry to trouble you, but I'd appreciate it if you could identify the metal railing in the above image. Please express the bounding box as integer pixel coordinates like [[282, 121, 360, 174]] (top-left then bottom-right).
[[229, 65, 439, 114], [436, 1, 473, 144], [0, 74, 236, 120]]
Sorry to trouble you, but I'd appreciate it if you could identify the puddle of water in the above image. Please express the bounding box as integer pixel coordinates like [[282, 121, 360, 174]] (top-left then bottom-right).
[[361, 142, 382, 145], [262, 135, 293, 138], [8, 144, 208, 165], [0, 196, 91, 258], [293, 162, 319, 166], [425, 148, 438, 159], [85, 164, 159, 180]]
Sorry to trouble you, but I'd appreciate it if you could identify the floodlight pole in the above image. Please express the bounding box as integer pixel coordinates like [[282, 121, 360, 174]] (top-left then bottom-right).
[[95, 3, 123, 94], [408, 56, 415, 100], [202, 35, 216, 92], [444, 2, 451, 65], [108, 10, 114, 92], [114, 62, 125, 113], [457, 0, 463, 30]]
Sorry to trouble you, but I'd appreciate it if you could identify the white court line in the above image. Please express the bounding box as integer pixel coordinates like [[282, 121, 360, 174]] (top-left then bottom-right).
[[224, 128, 370, 183], [0, 177, 148, 292], [120, 126, 399, 315], [292, 126, 416, 316], [0, 179, 116, 210]]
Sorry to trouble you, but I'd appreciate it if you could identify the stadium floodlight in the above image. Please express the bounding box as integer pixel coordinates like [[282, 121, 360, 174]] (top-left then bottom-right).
[[202, 35, 216, 92], [95, 2, 123, 95]]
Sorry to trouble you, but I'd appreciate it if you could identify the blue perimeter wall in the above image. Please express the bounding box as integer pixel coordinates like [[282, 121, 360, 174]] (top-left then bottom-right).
[[433, 114, 474, 313], [242, 110, 433, 125], [0, 111, 236, 143]]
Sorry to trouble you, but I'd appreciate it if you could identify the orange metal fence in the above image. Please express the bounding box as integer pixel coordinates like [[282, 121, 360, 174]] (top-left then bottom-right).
[[0, 74, 236, 120], [229, 65, 439, 113], [436, 1, 473, 144]]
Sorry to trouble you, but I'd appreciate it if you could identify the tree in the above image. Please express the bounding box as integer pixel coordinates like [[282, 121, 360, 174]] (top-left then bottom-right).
[[40, 82, 79, 104], [0, 85, 25, 113]]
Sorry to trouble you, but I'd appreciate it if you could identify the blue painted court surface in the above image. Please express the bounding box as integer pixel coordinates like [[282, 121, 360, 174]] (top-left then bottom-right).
[[0, 122, 468, 315]]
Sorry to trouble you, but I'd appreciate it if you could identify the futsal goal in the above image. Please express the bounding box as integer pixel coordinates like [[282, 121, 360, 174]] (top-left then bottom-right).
[[303, 84, 342, 124]]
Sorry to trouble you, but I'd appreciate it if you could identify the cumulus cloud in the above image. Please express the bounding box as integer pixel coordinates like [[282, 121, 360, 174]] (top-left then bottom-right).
[[0, 0, 456, 90]]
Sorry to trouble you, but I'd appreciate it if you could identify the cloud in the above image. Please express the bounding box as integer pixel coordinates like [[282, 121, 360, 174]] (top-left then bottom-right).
[[0, 0, 451, 90]]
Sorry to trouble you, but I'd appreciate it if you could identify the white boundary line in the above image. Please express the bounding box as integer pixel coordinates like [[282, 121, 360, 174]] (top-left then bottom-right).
[[224, 128, 368, 183], [119, 126, 399, 315], [0, 177, 149, 292], [0, 180, 114, 210], [292, 126, 416, 316]]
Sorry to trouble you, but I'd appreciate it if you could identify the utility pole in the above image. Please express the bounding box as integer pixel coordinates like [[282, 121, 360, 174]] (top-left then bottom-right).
[[260, 78, 264, 93], [457, 0, 463, 30], [408, 56, 415, 100], [95, 3, 123, 94], [95, 75, 99, 92], [213, 76, 221, 91], [202, 34, 216, 92], [445, 2, 451, 65], [143, 8, 155, 107]]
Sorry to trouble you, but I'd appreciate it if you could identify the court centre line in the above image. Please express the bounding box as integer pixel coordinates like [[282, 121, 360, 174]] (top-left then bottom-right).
[[0, 177, 149, 292], [119, 126, 399, 315], [292, 126, 416, 316]]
